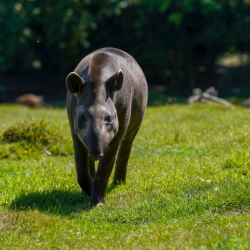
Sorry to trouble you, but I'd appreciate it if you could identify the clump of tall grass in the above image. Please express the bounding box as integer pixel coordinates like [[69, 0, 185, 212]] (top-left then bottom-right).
[[0, 119, 72, 158], [2, 119, 61, 145]]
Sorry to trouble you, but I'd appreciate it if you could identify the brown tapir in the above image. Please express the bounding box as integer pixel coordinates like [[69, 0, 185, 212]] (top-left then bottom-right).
[[66, 47, 148, 206]]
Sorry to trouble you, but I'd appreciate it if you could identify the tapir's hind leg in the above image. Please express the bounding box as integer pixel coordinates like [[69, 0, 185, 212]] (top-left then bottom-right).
[[113, 129, 139, 185]]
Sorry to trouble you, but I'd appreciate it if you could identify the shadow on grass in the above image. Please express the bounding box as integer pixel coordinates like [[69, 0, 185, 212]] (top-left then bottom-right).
[[106, 183, 119, 194], [10, 190, 91, 216]]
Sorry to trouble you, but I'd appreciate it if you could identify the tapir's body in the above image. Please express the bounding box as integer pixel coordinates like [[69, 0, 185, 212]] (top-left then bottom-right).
[[66, 47, 147, 206]]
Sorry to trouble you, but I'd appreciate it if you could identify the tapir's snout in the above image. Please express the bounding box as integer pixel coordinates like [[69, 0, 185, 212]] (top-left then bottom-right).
[[89, 154, 104, 161]]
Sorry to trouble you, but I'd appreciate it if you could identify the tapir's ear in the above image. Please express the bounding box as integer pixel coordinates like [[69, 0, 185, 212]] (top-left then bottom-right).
[[66, 72, 85, 95], [106, 69, 123, 93]]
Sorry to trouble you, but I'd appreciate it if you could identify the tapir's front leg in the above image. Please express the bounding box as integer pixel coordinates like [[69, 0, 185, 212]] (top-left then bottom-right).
[[90, 139, 121, 206], [73, 137, 94, 196]]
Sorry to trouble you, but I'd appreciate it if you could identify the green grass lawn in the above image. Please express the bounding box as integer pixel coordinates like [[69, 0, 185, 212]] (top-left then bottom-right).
[[1, 103, 250, 249]]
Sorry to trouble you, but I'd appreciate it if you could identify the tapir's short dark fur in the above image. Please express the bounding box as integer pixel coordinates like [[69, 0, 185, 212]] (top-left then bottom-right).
[[66, 47, 148, 206]]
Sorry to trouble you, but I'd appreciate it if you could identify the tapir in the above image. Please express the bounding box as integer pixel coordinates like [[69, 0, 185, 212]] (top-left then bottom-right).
[[66, 47, 148, 206]]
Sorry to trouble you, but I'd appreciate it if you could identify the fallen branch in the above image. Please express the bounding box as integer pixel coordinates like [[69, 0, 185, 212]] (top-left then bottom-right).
[[201, 92, 234, 107]]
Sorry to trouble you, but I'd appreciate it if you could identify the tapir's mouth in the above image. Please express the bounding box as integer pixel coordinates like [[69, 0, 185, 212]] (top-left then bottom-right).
[[89, 154, 104, 161]]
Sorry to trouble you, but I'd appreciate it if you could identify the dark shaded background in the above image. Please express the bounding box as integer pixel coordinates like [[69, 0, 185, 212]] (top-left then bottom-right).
[[1, 0, 250, 104]]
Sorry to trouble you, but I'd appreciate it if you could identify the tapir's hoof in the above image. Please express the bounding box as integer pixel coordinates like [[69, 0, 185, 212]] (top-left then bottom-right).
[[90, 197, 105, 208], [89, 201, 104, 208], [96, 202, 105, 207], [113, 179, 125, 186]]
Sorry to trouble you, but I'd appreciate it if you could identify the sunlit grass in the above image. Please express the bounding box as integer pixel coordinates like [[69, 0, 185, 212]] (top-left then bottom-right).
[[1, 103, 250, 249]]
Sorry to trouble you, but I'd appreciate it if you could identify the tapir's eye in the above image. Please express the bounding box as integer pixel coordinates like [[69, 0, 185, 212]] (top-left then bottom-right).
[[79, 116, 87, 128], [104, 116, 113, 125]]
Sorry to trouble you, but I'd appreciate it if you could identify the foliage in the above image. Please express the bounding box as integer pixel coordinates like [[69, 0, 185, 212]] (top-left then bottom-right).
[[1, 104, 250, 248], [1, 0, 250, 91]]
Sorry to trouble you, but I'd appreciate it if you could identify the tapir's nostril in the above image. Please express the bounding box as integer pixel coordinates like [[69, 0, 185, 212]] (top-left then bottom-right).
[[89, 154, 104, 161]]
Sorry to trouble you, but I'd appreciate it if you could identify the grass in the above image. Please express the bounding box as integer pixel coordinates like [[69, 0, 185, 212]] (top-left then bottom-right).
[[1, 103, 250, 249]]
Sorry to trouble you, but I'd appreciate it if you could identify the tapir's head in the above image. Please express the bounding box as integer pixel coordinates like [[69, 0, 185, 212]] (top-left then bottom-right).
[[66, 58, 123, 161]]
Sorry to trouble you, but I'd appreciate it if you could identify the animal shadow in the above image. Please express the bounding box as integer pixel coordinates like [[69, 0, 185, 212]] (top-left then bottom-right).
[[10, 189, 91, 216], [106, 181, 124, 194]]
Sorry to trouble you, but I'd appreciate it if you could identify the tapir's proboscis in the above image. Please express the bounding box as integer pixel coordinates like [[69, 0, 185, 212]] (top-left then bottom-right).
[[66, 47, 148, 206]]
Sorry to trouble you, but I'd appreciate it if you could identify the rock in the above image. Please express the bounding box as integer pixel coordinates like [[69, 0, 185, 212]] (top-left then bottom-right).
[[15, 94, 44, 108], [192, 88, 202, 95], [204, 86, 218, 97], [242, 98, 250, 108]]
